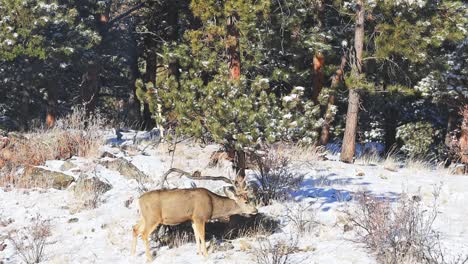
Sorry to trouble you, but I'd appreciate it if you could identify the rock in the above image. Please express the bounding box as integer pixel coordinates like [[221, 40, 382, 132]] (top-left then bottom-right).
[[124, 197, 134, 208], [68, 218, 79, 223], [99, 158, 148, 180], [0, 243, 6, 252], [21, 166, 75, 189], [72, 174, 112, 194], [60, 160, 77, 171], [317, 154, 328, 161], [343, 224, 353, 232], [356, 171, 365, 176], [216, 241, 234, 252], [379, 174, 388, 180], [100, 151, 117, 159]]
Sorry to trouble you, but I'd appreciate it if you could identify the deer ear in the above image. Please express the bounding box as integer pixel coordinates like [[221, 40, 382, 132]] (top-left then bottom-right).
[[223, 186, 237, 200]]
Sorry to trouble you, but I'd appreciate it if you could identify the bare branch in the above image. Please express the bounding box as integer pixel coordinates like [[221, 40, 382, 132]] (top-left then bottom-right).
[[159, 168, 235, 188]]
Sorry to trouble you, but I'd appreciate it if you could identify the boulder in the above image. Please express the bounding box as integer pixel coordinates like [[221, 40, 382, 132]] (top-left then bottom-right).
[[21, 166, 75, 189], [99, 158, 148, 180], [72, 174, 112, 194], [60, 160, 77, 171]]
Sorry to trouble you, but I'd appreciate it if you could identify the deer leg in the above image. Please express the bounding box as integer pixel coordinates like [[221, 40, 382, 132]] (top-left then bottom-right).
[[142, 222, 159, 262], [195, 220, 208, 256], [131, 217, 145, 256], [192, 222, 201, 255]]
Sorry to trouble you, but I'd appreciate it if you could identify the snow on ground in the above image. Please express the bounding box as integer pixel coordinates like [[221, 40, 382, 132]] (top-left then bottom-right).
[[1, 133, 468, 264]]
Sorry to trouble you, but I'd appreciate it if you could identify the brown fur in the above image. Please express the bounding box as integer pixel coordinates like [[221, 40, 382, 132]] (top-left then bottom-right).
[[131, 188, 257, 261]]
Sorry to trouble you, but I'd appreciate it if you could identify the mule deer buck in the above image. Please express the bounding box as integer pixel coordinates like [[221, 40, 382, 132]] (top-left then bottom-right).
[[131, 169, 257, 262]]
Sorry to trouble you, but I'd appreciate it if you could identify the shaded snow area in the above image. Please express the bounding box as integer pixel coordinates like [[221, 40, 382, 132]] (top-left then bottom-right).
[[1, 133, 468, 264]]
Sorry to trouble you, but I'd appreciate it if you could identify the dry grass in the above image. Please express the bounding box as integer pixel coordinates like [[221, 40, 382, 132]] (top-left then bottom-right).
[[405, 157, 436, 171], [0, 108, 106, 187], [270, 142, 325, 166], [356, 151, 382, 166], [7, 214, 51, 264], [346, 187, 467, 264]]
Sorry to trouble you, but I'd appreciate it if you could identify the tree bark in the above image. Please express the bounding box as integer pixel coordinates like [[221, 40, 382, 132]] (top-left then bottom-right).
[[311, 52, 325, 105], [320, 55, 346, 145], [340, 0, 364, 163], [227, 13, 241, 80], [46, 81, 58, 128], [127, 20, 141, 127], [235, 149, 246, 179], [227, 12, 244, 178], [142, 49, 157, 130]]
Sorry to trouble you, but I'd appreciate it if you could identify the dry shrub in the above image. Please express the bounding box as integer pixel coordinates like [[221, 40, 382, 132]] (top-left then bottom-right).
[[0, 108, 106, 187], [7, 214, 51, 264], [347, 187, 467, 264], [253, 150, 304, 205], [252, 235, 300, 264], [285, 202, 317, 235]]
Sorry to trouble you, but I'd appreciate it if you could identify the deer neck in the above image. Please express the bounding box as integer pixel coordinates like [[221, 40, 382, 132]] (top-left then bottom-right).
[[211, 195, 241, 219]]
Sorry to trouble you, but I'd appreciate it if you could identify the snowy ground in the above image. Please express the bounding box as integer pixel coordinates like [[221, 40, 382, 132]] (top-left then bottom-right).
[[1, 131, 467, 264]]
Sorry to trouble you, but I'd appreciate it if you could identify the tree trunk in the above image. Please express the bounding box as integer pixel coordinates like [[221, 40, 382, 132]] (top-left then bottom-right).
[[19, 89, 30, 131], [127, 20, 141, 127], [311, 52, 325, 105], [340, 0, 364, 163], [167, 0, 180, 78], [460, 105, 468, 165], [80, 5, 112, 115], [80, 63, 99, 114], [142, 50, 157, 130], [320, 55, 346, 145], [340, 89, 360, 163], [227, 13, 241, 80], [445, 109, 457, 146], [46, 81, 58, 128], [235, 149, 247, 180], [383, 113, 397, 153], [226, 12, 244, 179]]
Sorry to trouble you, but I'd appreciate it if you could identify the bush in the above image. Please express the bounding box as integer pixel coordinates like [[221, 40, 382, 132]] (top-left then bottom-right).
[[285, 202, 317, 234], [396, 122, 436, 158], [252, 235, 300, 264], [7, 214, 51, 264], [252, 151, 304, 205], [346, 187, 467, 264]]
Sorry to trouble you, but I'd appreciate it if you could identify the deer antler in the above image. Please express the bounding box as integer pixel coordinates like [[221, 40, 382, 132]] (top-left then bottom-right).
[[159, 168, 236, 188]]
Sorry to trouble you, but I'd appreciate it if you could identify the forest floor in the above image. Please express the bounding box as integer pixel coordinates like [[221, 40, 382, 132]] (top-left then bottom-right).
[[1, 130, 467, 264]]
